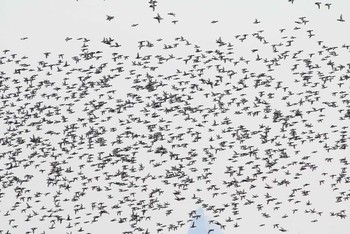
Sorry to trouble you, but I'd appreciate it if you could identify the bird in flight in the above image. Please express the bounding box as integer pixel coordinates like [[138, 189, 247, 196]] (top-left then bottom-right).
[[154, 13, 163, 23], [337, 14, 345, 22], [106, 15, 114, 21], [315, 2, 321, 9], [149, 0, 157, 11], [253, 18, 261, 24]]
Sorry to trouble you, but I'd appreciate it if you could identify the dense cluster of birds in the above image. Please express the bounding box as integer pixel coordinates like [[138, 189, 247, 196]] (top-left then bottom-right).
[[1, 1, 350, 233]]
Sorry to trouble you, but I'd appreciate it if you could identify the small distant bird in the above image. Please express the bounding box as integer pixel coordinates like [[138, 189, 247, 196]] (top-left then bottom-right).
[[20, 37, 28, 40], [288, 0, 294, 4], [211, 20, 218, 24], [337, 14, 345, 22], [131, 24, 139, 27], [149, 1, 157, 11], [154, 13, 163, 23], [106, 15, 114, 21], [315, 2, 321, 9], [168, 12, 176, 17], [44, 52, 51, 58], [325, 3, 331, 9], [253, 19, 261, 24], [208, 229, 214, 234]]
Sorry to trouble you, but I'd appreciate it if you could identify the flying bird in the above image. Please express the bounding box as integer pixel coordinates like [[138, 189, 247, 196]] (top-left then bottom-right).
[[337, 14, 345, 22], [154, 13, 163, 23], [325, 3, 331, 9], [106, 15, 114, 21], [315, 2, 321, 9]]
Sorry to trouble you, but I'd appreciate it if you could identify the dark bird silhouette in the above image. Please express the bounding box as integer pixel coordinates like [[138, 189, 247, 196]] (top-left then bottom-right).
[[154, 13, 163, 23], [337, 14, 345, 22], [315, 2, 321, 9], [106, 15, 114, 21]]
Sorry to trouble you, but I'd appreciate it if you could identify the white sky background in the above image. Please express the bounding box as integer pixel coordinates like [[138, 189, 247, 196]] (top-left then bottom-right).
[[1, 0, 350, 234]]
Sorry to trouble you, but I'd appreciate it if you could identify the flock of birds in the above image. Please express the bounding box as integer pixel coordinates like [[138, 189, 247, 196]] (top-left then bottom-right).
[[1, 1, 350, 234], [288, 0, 345, 22], [104, 0, 346, 26]]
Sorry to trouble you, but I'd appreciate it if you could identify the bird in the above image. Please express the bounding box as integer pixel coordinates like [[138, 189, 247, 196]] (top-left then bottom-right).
[[325, 3, 331, 9], [337, 14, 345, 22], [154, 13, 163, 23], [106, 15, 114, 21], [253, 18, 261, 24], [315, 2, 321, 9]]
